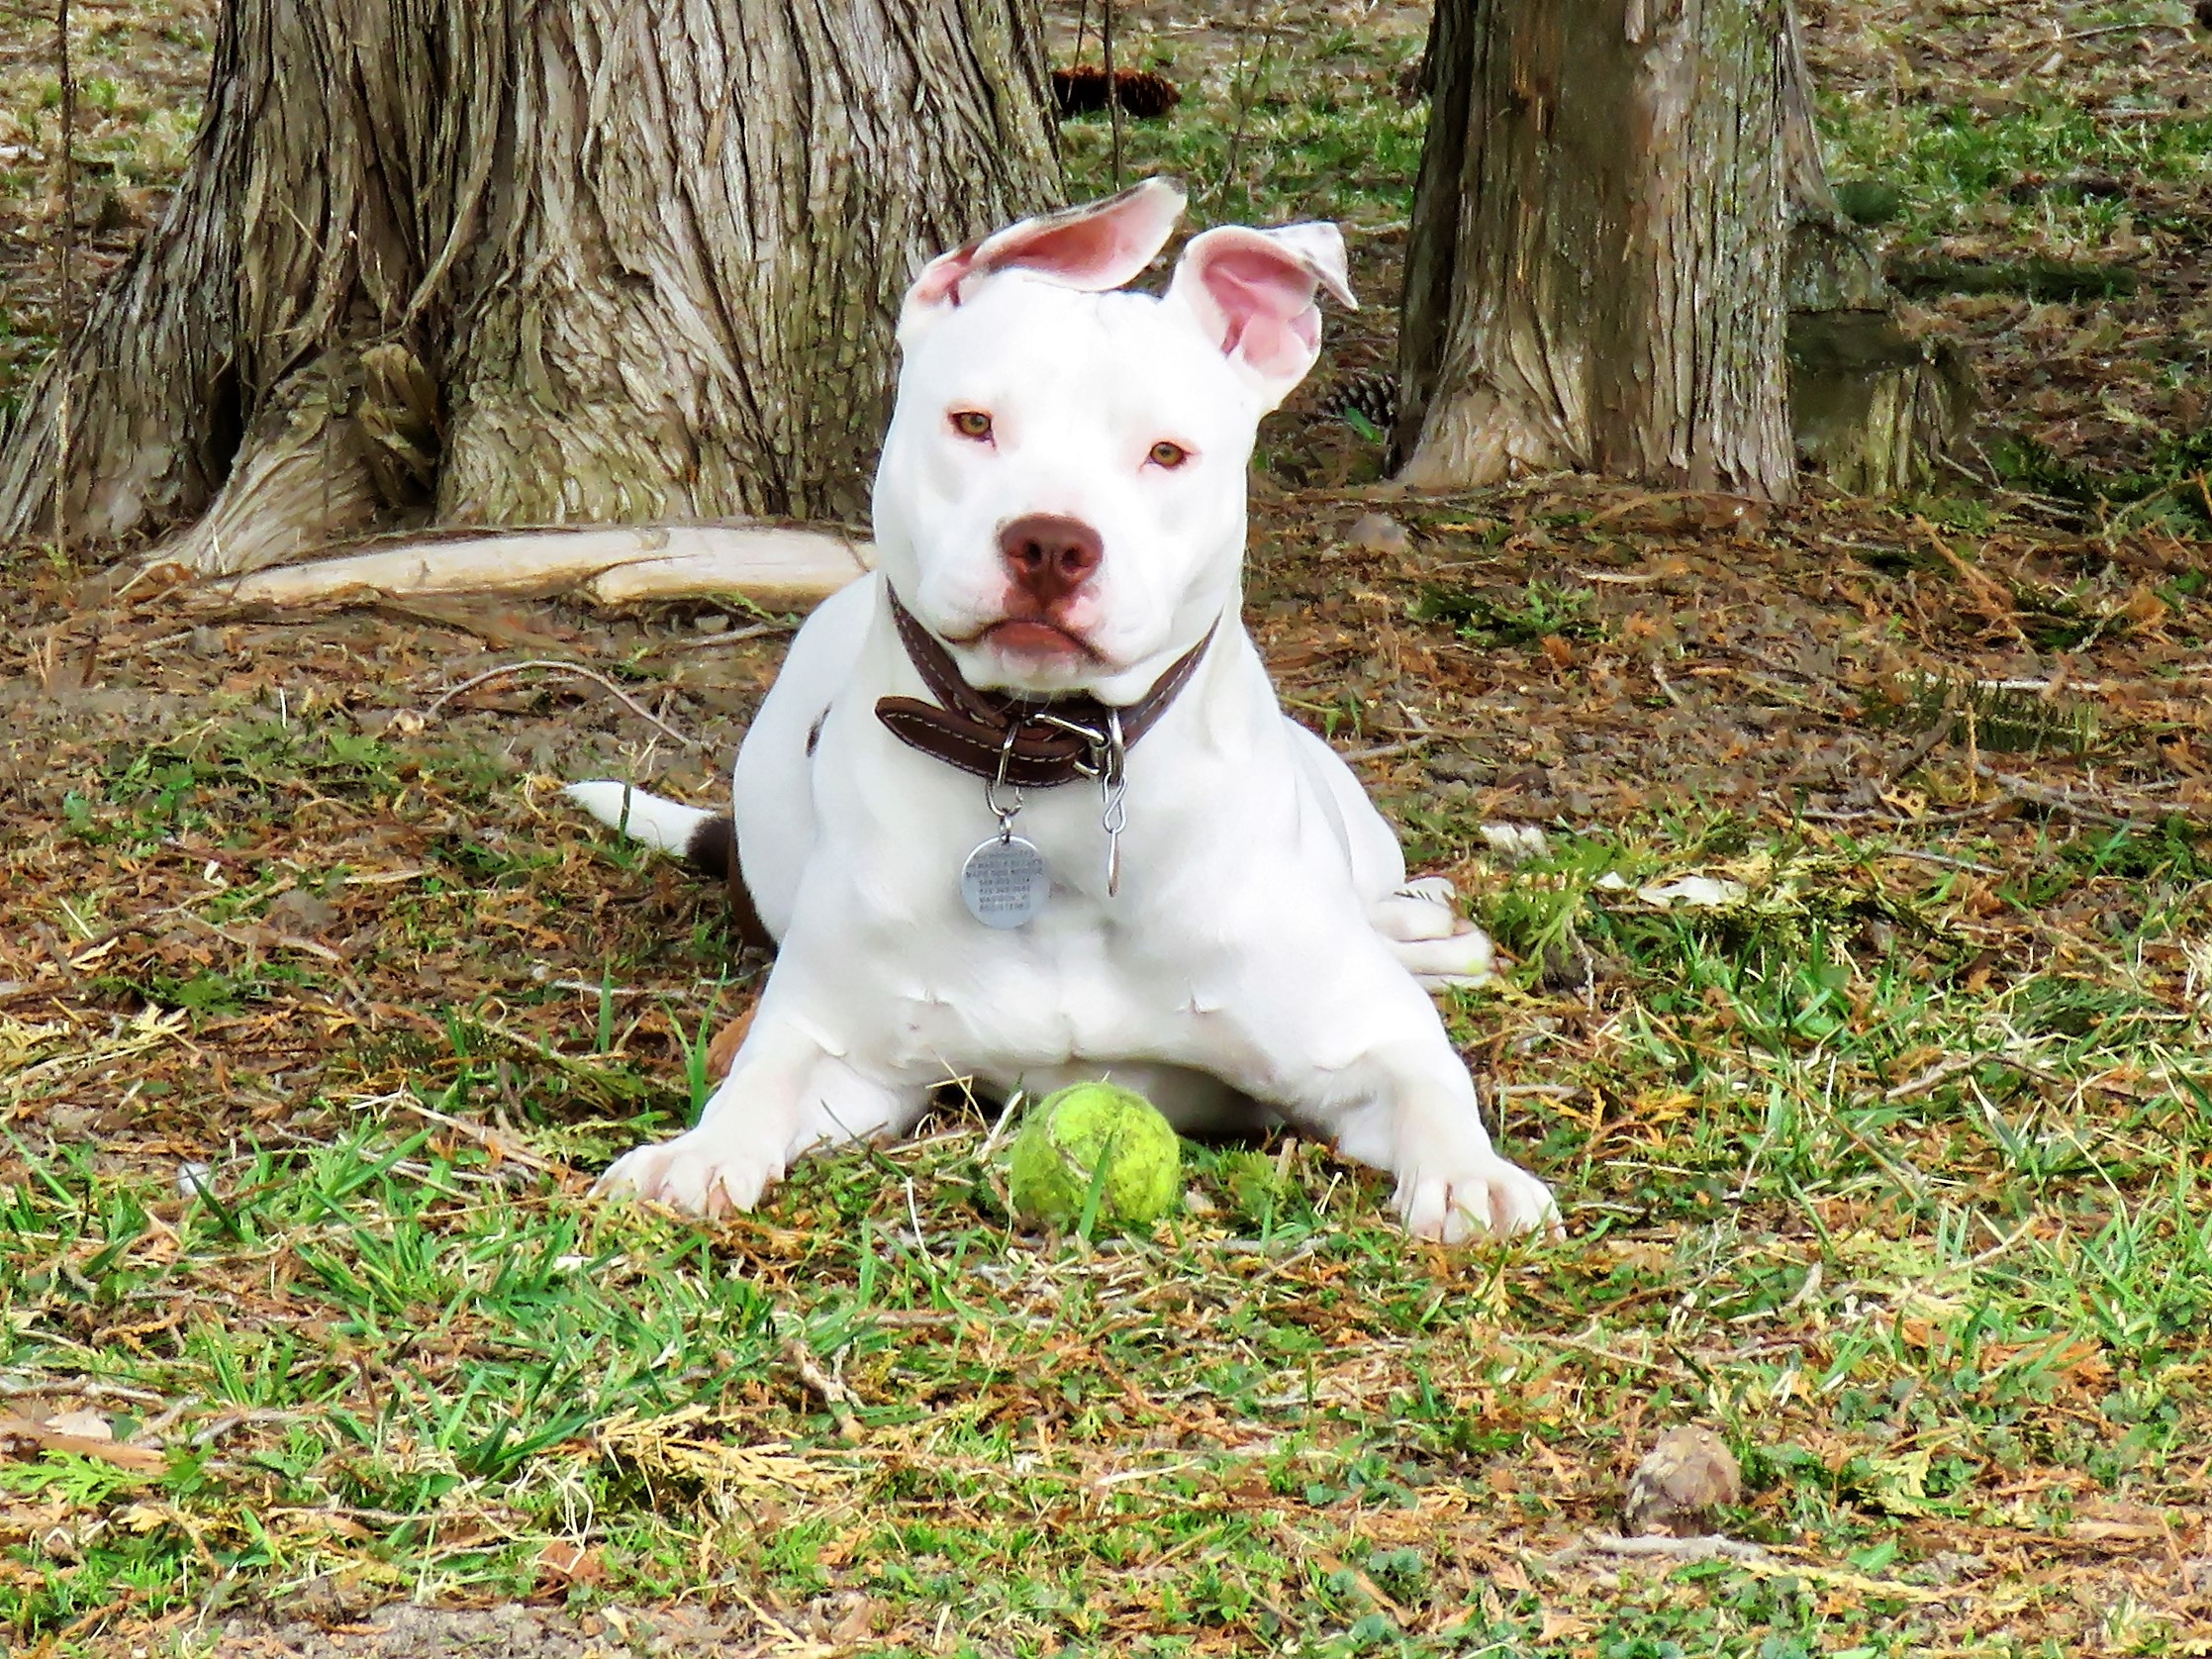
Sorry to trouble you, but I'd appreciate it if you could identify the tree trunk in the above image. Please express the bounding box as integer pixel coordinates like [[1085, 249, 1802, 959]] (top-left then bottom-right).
[[0, 0, 1059, 575], [1395, 0, 1968, 502], [1395, 0, 1796, 501], [1778, 5, 1973, 494]]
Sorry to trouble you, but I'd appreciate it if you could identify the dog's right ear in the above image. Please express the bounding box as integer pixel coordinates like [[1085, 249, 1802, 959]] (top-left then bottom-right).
[[899, 177, 1187, 346], [1164, 221, 1356, 412]]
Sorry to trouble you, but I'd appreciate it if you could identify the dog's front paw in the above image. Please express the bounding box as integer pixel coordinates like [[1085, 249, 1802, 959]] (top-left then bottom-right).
[[593, 1126, 785, 1217], [1394, 1156, 1560, 1242]]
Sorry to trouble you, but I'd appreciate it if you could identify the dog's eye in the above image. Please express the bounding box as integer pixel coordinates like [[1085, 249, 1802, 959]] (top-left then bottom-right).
[[950, 411, 994, 441], [1148, 440, 1190, 469]]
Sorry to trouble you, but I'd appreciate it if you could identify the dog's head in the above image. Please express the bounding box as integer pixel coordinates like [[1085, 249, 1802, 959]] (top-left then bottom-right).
[[873, 179, 1353, 703]]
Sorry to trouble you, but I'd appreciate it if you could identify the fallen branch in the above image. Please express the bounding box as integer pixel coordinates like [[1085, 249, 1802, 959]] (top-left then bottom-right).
[[648, 620, 795, 654], [1973, 760, 2181, 828], [1343, 733, 1435, 763], [391, 1096, 574, 1178], [1886, 1048, 2162, 1105], [1547, 1532, 1775, 1571], [781, 1339, 862, 1441], [194, 524, 873, 612], [1539, 1531, 1947, 1603], [416, 660, 703, 750]]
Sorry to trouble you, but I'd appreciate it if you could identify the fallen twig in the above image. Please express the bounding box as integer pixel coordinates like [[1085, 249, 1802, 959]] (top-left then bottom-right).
[[1883, 714, 1953, 784], [1546, 1532, 1775, 1571], [1973, 760, 2171, 828], [1342, 733, 1434, 763], [781, 1339, 862, 1440], [0, 1411, 166, 1473], [416, 659, 702, 750], [391, 1095, 574, 1177], [1538, 1531, 1948, 1604], [647, 620, 795, 653], [1885, 1048, 2157, 1104]]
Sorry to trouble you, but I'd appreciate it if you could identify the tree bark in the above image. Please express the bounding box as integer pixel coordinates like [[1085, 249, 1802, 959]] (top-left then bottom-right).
[[1778, 4, 1972, 494], [0, 0, 1058, 575], [1396, 0, 1968, 502], [1395, 0, 1796, 502]]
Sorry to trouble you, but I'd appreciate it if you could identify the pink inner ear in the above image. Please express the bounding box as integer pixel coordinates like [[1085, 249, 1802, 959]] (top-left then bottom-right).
[[909, 183, 1185, 316], [999, 216, 1147, 288], [910, 243, 983, 309], [944, 214, 1154, 305], [1201, 245, 1323, 377]]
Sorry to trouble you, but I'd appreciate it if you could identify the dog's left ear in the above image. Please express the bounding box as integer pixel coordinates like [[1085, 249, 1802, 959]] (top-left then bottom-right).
[[900, 178, 1187, 346], [1166, 222, 1357, 410]]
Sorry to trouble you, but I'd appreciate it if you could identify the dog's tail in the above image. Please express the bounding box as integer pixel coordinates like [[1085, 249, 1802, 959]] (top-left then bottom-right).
[[563, 782, 736, 882]]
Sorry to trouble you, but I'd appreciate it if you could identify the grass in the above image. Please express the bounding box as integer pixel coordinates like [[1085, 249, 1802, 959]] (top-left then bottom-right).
[[1058, 61, 1429, 234], [1, 0, 2209, 1653], [0, 0, 210, 417], [6, 716, 2211, 1652], [1821, 94, 2212, 258]]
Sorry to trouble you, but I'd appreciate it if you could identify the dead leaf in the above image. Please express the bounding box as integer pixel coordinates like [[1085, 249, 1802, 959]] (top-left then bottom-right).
[[0, 1413, 166, 1473], [538, 1539, 607, 1586], [707, 1003, 757, 1081], [829, 1599, 881, 1643], [41, 1410, 113, 1441]]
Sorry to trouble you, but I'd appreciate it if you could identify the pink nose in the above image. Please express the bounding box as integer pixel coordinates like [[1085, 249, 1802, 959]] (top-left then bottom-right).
[[1000, 515, 1103, 606]]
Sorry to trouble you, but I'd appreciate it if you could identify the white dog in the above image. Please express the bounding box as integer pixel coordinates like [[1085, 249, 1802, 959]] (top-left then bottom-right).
[[568, 180, 1557, 1240]]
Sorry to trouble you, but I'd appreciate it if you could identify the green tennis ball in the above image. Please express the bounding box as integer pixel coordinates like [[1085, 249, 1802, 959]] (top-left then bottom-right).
[[1008, 1082, 1183, 1232]]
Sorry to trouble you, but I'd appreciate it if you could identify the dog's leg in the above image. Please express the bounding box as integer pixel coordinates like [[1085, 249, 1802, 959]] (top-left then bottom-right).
[[1208, 928, 1556, 1240], [593, 1014, 923, 1216], [1283, 722, 1497, 987]]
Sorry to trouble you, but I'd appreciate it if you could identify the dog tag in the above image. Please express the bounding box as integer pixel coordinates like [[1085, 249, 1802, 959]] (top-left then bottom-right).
[[961, 834, 1048, 928]]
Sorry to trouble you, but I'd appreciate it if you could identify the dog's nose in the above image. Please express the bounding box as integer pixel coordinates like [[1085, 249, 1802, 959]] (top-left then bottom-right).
[[1000, 515, 1103, 604]]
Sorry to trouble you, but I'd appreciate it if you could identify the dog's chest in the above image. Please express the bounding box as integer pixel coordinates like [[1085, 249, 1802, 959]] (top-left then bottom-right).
[[824, 772, 1240, 1072]]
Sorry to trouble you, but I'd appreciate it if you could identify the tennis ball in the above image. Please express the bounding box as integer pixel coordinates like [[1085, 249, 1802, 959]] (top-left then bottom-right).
[[1008, 1082, 1183, 1232]]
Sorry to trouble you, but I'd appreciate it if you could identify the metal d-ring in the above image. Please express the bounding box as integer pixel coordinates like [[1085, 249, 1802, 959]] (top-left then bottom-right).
[[1032, 710, 1112, 779]]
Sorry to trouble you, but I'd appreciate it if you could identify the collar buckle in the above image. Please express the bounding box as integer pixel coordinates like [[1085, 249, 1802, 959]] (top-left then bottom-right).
[[1028, 710, 1113, 778]]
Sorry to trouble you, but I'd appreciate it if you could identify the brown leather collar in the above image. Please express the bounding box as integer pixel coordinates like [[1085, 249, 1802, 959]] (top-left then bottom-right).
[[875, 588, 1214, 788]]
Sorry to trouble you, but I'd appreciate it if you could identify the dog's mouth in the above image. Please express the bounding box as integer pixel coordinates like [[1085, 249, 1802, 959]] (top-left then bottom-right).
[[962, 618, 1105, 663]]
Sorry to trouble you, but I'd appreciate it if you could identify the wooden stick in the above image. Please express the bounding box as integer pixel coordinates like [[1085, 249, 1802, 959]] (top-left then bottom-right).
[[1547, 1532, 1773, 1570], [200, 524, 873, 611], [0, 1411, 165, 1473], [781, 1339, 862, 1440], [416, 659, 704, 750]]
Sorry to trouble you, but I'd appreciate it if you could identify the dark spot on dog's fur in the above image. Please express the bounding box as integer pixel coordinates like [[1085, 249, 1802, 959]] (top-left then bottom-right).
[[685, 816, 735, 883], [685, 815, 774, 950], [807, 710, 828, 755]]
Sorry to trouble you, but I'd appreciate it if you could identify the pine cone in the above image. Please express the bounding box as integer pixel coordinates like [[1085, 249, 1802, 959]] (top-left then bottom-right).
[[1623, 1426, 1742, 1536], [1317, 369, 1398, 436], [1051, 66, 1183, 120], [1114, 70, 1181, 120]]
